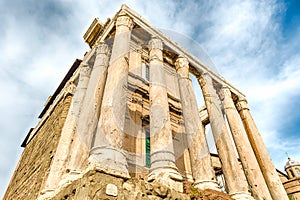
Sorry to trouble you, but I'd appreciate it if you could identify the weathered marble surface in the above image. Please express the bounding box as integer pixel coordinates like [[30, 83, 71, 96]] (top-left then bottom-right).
[[198, 73, 253, 200], [175, 56, 219, 191], [147, 37, 183, 192], [89, 13, 133, 178], [237, 98, 288, 200], [220, 86, 272, 200]]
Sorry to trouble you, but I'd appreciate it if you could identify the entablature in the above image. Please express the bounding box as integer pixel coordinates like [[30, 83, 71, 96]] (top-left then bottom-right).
[[86, 4, 246, 99]]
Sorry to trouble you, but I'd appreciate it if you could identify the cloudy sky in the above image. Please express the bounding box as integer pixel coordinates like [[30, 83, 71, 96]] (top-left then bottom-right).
[[1, 0, 300, 197]]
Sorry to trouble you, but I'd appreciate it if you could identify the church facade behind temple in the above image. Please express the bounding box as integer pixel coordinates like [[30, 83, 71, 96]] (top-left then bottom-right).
[[4, 4, 292, 200]]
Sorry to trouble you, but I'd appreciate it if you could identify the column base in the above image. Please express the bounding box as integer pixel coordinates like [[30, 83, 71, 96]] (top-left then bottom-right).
[[194, 180, 221, 191], [230, 192, 254, 200], [59, 169, 83, 186], [37, 189, 55, 200], [88, 145, 130, 179], [185, 172, 194, 183], [148, 168, 183, 192]]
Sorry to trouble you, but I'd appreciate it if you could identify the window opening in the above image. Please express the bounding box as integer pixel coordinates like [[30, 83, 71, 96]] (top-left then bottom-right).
[[142, 63, 150, 81]]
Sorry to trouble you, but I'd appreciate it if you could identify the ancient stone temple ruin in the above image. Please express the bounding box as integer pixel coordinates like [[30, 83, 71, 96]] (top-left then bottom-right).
[[4, 4, 289, 200]]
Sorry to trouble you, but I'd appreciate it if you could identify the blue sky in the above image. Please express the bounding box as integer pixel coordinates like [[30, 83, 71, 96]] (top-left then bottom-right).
[[1, 0, 300, 197]]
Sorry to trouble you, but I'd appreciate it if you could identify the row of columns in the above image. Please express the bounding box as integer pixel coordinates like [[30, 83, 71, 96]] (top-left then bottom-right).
[[45, 12, 287, 200], [221, 86, 271, 199], [145, 41, 287, 199], [236, 98, 289, 199], [175, 56, 219, 191], [198, 73, 287, 199]]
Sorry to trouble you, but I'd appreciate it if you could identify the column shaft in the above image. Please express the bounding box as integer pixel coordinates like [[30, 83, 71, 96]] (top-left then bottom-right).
[[147, 37, 182, 191], [67, 43, 110, 174], [73, 63, 92, 121], [236, 98, 288, 200], [40, 84, 76, 195], [175, 56, 219, 190], [220, 87, 272, 200], [63, 63, 91, 176], [198, 73, 253, 200], [89, 14, 133, 178]]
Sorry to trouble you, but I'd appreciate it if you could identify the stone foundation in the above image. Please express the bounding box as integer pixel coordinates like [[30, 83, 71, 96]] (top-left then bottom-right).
[[39, 169, 232, 200]]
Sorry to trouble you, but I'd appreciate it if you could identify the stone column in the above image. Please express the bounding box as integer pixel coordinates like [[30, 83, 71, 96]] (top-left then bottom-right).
[[147, 37, 183, 191], [198, 73, 253, 200], [175, 56, 219, 190], [63, 63, 91, 177], [39, 82, 76, 198], [220, 86, 272, 200], [65, 43, 110, 176], [236, 98, 289, 200], [73, 63, 92, 121], [89, 13, 133, 178]]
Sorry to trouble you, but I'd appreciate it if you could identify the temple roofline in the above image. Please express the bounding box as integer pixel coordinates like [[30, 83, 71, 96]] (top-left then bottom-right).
[[85, 4, 245, 98], [20, 59, 82, 148]]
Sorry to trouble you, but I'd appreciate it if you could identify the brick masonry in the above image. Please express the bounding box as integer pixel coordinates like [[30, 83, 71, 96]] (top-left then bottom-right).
[[3, 95, 72, 200]]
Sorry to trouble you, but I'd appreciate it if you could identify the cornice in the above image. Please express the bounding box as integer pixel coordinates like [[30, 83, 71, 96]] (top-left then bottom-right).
[[85, 4, 246, 97]]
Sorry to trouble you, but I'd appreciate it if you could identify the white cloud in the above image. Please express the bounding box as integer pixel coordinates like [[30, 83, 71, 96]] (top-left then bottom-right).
[[193, 0, 300, 172], [1, 0, 299, 197]]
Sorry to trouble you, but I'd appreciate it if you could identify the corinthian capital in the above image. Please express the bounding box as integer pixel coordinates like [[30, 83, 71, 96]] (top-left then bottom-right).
[[219, 86, 231, 100], [80, 63, 91, 77], [149, 37, 163, 51], [198, 72, 211, 88], [64, 81, 76, 96], [96, 43, 109, 55], [236, 97, 249, 111], [175, 55, 189, 78], [116, 14, 133, 29]]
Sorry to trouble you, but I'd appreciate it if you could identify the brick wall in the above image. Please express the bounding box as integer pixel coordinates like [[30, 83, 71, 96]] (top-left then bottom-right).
[[3, 95, 72, 200]]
